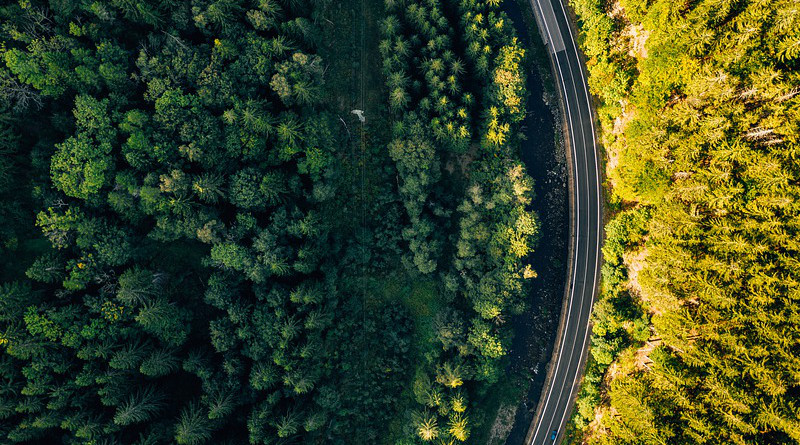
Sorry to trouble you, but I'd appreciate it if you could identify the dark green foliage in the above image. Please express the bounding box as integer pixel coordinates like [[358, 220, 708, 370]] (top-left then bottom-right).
[[139, 347, 180, 377], [0, 0, 539, 444], [174, 401, 213, 445], [0, 0, 343, 442], [113, 386, 165, 426]]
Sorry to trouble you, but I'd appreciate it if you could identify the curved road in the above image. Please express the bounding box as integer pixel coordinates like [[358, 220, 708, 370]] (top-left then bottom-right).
[[524, 0, 602, 443]]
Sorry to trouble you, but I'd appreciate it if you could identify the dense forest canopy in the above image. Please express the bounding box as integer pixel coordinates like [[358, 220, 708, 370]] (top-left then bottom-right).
[[0, 0, 540, 444], [570, 0, 800, 443]]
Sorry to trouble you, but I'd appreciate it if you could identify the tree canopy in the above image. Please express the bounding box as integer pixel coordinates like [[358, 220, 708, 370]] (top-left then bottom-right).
[[0, 0, 541, 444], [570, 0, 800, 443]]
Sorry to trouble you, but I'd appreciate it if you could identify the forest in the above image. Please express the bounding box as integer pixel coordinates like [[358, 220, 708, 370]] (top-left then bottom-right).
[[568, 0, 800, 444], [0, 0, 540, 444]]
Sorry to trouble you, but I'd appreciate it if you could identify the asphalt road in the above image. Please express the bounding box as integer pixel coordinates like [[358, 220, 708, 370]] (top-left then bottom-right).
[[524, 0, 602, 443]]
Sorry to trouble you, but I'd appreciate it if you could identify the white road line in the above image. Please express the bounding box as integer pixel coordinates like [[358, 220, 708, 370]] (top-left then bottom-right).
[[529, 0, 583, 442]]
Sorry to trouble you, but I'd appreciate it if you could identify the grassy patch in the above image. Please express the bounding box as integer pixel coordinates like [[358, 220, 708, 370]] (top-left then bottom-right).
[[401, 279, 442, 354], [369, 271, 444, 356], [399, 279, 439, 319]]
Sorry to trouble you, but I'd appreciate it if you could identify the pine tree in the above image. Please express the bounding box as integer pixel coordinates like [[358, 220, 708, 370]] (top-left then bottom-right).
[[175, 401, 213, 445], [114, 386, 165, 426]]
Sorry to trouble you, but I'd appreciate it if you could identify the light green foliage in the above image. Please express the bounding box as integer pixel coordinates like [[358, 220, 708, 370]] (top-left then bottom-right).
[[270, 52, 323, 106], [571, 0, 800, 443], [51, 95, 116, 199], [23, 306, 62, 342], [3, 36, 74, 98], [467, 319, 505, 359]]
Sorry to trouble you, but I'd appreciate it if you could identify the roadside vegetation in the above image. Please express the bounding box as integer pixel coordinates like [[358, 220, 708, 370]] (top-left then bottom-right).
[[380, 0, 538, 442], [0, 0, 539, 444], [568, 0, 800, 443]]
